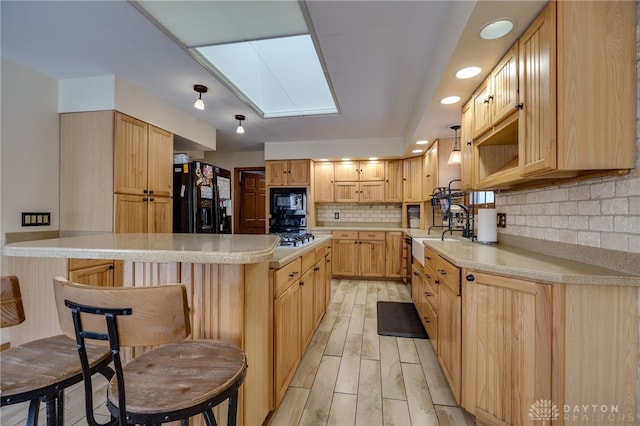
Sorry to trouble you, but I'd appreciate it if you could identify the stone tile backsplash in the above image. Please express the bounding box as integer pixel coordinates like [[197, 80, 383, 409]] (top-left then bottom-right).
[[316, 203, 402, 224]]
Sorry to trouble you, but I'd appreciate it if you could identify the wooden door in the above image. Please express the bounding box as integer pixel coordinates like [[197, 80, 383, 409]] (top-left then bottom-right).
[[114, 194, 148, 233], [334, 162, 359, 181], [423, 142, 438, 200], [238, 171, 266, 234], [299, 268, 315, 350], [313, 162, 334, 202], [462, 271, 552, 425], [331, 239, 358, 276], [266, 161, 287, 186], [437, 285, 462, 404], [490, 44, 519, 127], [358, 240, 386, 277], [518, 3, 557, 176], [147, 125, 173, 198], [359, 181, 384, 202], [384, 232, 403, 278], [384, 160, 403, 202], [313, 259, 325, 326], [460, 101, 474, 191], [148, 196, 172, 233], [287, 160, 310, 186], [334, 182, 359, 202], [274, 282, 301, 406], [68, 262, 114, 287], [359, 161, 385, 181], [114, 112, 148, 195], [402, 157, 422, 202], [472, 78, 492, 139]]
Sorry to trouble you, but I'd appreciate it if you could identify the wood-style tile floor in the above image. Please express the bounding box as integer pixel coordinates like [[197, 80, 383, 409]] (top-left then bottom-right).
[[268, 279, 476, 426]]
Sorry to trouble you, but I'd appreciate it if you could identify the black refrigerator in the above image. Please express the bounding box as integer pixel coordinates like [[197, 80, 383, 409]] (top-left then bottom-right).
[[173, 161, 232, 234]]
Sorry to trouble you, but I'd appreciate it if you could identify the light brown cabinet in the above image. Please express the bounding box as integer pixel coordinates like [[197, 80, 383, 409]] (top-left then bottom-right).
[[334, 181, 384, 203], [385, 232, 403, 278], [422, 142, 438, 200], [331, 231, 387, 278], [384, 159, 403, 202], [313, 161, 335, 202], [266, 160, 310, 186], [68, 259, 116, 287], [60, 111, 173, 234], [460, 101, 474, 191], [330, 160, 386, 203], [273, 274, 301, 406], [402, 156, 422, 202]]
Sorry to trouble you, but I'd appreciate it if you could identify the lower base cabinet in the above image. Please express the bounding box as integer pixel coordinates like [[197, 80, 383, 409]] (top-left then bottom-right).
[[332, 231, 400, 278], [68, 259, 123, 286]]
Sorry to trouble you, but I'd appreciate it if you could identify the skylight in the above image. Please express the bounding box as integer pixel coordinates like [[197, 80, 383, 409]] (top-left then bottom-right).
[[196, 35, 337, 118], [134, 0, 338, 118]]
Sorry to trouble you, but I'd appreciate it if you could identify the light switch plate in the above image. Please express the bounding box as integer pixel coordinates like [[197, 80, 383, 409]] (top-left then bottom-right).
[[22, 212, 51, 227]]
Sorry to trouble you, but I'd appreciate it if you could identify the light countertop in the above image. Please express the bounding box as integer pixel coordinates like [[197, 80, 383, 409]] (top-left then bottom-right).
[[1, 233, 280, 264], [270, 235, 332, 269]]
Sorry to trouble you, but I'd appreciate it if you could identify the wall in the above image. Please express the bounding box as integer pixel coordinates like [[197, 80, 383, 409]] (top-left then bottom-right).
[[1, 59, 60, 248], [265, 137, 405, 160], [316, 203, 402, 226]]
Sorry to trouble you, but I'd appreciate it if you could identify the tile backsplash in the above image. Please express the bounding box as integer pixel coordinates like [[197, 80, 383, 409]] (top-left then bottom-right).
[[316, 203, 402, 224]]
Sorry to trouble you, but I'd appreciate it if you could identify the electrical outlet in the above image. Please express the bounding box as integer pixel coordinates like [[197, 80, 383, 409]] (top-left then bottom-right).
[[22, 212, 51, 226], [497, 213, 507, 228], [334, 212, 340, 220]]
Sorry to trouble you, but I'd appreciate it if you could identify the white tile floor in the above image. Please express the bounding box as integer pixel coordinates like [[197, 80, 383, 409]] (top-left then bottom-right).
[[268, 279, 476, 426]]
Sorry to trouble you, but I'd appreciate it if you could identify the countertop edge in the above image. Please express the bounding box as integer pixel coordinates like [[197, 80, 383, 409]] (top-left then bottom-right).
[[270, 235, 333, 269]]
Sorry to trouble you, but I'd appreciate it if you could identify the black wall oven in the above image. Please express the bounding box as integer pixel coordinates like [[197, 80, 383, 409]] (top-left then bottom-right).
[[269, 188, 307, 234]]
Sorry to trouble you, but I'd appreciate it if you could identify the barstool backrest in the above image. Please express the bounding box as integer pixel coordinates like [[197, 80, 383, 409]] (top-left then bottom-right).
[[53, 276, 191, 347], [1, 275, 26, 328]]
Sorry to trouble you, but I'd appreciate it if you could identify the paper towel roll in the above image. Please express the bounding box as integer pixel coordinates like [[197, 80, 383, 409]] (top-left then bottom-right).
[[477, 208, 498, 243]]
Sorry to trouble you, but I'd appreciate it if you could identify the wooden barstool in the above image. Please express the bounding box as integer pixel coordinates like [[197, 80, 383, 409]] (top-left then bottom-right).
[[0, 275, 112, 426], [53, 276, 248, 426]]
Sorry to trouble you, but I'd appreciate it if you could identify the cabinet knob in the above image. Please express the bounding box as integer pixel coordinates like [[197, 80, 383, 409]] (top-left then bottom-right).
[[466, 141, 472, 146], [108, 264, 115, 270], [300, 281, 304, 286], [435, 279, 440, 285], [437, 269, 447, 275], [149, 197, 155, 202], [483, 98, 490, 104], [424, 291, 433, 297], [515, 103, 524, 110], [148, 190, 154, 195], [143, 197, 149, 202], [423, 316, 430, 323], [466, 274, 475, 282], [143, 189, 149, 194]]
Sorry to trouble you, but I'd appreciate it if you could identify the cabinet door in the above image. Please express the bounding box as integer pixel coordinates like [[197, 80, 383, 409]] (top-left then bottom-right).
[[402, 157, 423, 202], [471, 78, 492, 139], [114, 112, 148, 195], [359, 181, 384, 202], [266, 161, 288, 186], [385, 160, 403, 202], [460, 101, 474, 191], [358, 240, 386, 277], [385, 232, 403, 278], [68, 263, 114, 287], [423, 142, 438, 200], [334, 162, 360, 181], [148, 196, 172, 233], [313, 260, 326, 326], [462, 271, 552, 425], [437, 286, 461, 404], [288, 160, 310, 186], [299, 268, 315, 350], [518, 3, 557, 176], [324, 253, 332, 308], [332, 239, 358, 276], [490, 44, 519, 127], [360, 161, 385, 181], [147, 125, 173, 198], [114, 194, 148, 233], [274, 283, 301, 406], [314, 162, 334, 202], [334, 182, 360, 202]]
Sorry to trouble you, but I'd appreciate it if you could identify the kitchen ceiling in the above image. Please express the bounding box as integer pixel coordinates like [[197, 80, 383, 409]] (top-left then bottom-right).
[[0, 0, 546, 155]]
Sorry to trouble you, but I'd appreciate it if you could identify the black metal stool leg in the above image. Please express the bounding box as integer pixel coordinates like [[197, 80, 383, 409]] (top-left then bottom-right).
[[203, 409, 218, 426], [44, 395, 57, 426], [26, 398, 41, 426], [227, 391, 239, 426], [180, 419, 189, 426], [56, 390, 65, 425]]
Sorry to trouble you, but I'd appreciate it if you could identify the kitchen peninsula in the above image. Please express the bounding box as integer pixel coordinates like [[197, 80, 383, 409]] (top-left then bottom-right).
[[1, 233, 280, 426]]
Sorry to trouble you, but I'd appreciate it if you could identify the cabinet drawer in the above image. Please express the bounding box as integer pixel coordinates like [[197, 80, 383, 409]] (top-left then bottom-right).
[[423, 274, 438, 311], [68, 258, 113, 271], [421, 296, 437, 342], [358, 231, 385, 241], [315, 243, 330, 261], [301, 250, 316, 273], [332, 231, 358, 240], [274, 258, 302, 298], [424, 247, 460, 295]]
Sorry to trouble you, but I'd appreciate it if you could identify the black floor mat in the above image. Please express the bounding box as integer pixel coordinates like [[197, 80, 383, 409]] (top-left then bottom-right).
[[376, 301, 428, 339]]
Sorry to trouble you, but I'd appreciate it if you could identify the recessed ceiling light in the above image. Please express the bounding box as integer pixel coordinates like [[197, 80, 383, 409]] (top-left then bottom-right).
[[440, 96, 461, 105], [412, 149, 423, 154], [368, 157, 378, 161], [341, 158, 350, 161], [480, 19, 514, 40], [416, 140, 429, 145], [319, 158, 329, 161], [455, 66, 481, 79]]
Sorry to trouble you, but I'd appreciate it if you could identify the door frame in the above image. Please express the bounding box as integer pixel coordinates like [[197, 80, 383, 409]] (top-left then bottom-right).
[[233, 167, 266, 234]]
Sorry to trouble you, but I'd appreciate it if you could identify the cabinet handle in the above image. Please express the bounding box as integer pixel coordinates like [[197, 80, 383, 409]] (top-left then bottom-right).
[[143, 189, 149, 194], [148, 190, 154, 195], [424, 291, 433, 297], [425, 256, 431, 261], [108, 264, 115, 270], [515, 103, 524, 110], [289, 271, 299, 278], [300, 281, 304, 286], [435, 279, 440, 285], [466, 274, 475, 282], [413, 271, 419, 276], [425, 274, 431, 279], [483, 98, 490, 104], [466, 140, 472, 146], [143, 197, 149, 202], [437, 269, 447, 275], [149, 197, 155, 202], [423, 316, 430, 323], [426, 174, 431, 178]]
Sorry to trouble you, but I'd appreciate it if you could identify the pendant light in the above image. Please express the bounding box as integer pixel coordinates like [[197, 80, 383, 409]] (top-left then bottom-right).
[[235, 114, 245, 134], [193, 84, 207, 110], [448, 125, 462, 165]]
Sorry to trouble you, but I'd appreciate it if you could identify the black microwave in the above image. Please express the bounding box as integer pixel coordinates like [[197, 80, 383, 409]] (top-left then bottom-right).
[[270, 188, 306, 212]]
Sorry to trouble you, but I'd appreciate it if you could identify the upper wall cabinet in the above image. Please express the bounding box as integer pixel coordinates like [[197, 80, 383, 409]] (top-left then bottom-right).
[[402, 156, 423, 203], [266, 160, 311, 187], [460, 101, 474, 192], [314, 161, 335, 202], [519, 1, 635, 177], [334, 160, 385, 182], [385, 159, 403, 203]]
